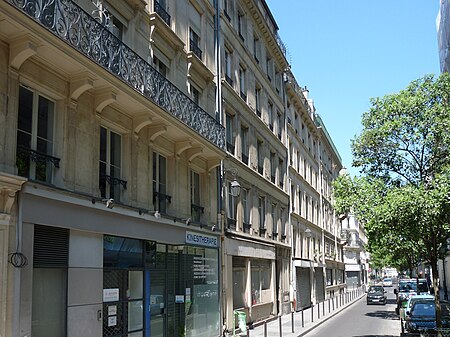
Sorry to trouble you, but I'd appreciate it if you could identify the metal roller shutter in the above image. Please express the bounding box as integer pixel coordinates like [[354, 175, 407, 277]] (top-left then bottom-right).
[[296, 267, 311, 310]]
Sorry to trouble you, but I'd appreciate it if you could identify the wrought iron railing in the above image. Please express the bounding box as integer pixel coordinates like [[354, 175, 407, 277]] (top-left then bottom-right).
[[153, 191, 172, 203], [7, 0, 225, 150], [101, 174, 127, 189], [17, 145, 60, 168], [154, 1, 170, 26], [225, 74, 233, 86]]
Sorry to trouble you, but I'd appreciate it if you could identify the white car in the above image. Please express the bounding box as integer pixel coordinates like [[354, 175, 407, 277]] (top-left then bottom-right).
[[382, 278, 393, 287]]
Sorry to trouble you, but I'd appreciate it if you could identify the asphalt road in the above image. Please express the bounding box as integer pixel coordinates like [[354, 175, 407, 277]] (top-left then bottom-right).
[[302, 287, 401, 337]]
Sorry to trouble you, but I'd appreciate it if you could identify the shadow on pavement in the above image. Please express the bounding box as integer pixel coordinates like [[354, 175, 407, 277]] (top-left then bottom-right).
[[386, 299, 397, 305], [365, 310, 399, 320]]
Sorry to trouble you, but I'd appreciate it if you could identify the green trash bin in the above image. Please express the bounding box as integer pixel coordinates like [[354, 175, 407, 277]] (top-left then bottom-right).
[[233, 310, 247, 335]]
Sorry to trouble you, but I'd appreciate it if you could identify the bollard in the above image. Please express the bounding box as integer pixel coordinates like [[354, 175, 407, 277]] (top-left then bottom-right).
[[318, 302, 320, 319], [323, 301, 325, 316], [291, 312, 295, 333], [332, 297, 335, 310], [247, 327, 250, 337], [301, 309, 304, 328], [279, 315, 282, 337], [328, 298, 331, 313], [311, 305, 314, 322], [264, 321, 267, 337]]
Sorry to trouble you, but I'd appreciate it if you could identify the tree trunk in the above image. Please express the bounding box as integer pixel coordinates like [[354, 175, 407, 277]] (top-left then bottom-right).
[[431, 258, 442, 335]]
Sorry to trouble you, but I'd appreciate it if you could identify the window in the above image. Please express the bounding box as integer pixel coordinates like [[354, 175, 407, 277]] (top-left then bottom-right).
[[277, 112, 282, 139], [153, 55, 168, 77], [189, 28, 202, 59], [226, 113, 235, 154], [191, 170, 202, 222], [99, 126, 124, 201], [190, 82, 201, 105], [271, 203, 277, 235], [258, 196, 265, 230], [280, 208, 285, 237], [223, 0, 232, 21], [225, 48, 233, 85], [251, 260, 271, 305], [253, 34, 260, 62], [238, 11, 245, 41], [255, 86, 261, 116], [16, 85, 56, 183], [266, 54, 273, 81], [239, 65, 246, 101], [242, 188, 250, 225], [227, 182, 238, 227], [153, 152, 169, 213], [268, 101, 273, 130], [233, 257, 246, 309], [241, 126, 249, 164], [154, 0, 171, 26], [257, 140, 263, 175], [270, 152, 276, 183], [279, 158, 284, 189]]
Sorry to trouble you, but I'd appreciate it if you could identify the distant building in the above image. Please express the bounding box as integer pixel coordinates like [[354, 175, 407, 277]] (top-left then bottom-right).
[[341, 213, 369, 289]]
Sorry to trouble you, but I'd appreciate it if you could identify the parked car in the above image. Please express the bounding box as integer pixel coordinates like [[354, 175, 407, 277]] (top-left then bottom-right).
[[403, 300, 450, 335], [367, 285, 387, 305], [400, 295, 434, 333], [383, 277, 393, 287], [395, 279, 430, 315]]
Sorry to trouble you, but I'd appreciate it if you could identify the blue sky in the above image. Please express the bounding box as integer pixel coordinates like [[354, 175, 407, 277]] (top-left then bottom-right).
[[266, 1, 441, 176]]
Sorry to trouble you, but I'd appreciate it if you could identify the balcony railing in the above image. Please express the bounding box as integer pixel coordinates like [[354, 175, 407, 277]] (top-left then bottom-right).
[[8, 0, 225, 150], [190, 39, 203, 59], [17, 145, 60, 168], [154, 1, 171, 26], [101, 174, 127, 189], [240, 91, 247, 102]]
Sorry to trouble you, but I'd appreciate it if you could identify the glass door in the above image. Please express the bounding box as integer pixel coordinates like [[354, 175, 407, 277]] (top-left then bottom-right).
[[146, 271, 166, 337]]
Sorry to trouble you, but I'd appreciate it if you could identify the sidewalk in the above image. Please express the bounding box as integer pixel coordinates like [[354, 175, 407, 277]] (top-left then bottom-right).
[[234, 288, 365, 337]]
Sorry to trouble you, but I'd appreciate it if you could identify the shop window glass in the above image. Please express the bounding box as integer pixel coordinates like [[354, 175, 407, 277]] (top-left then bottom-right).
[[103, 236, 143, 268], [233, 269, 245, 309]]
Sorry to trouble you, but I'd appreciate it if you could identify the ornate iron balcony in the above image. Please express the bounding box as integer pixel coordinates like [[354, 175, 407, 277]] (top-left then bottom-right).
[[8, 0, 224, 150], [101, 174, 127, 189], [154, 1, 171, 26], [17, 145, 60, 168], [153, 191, 172, 203]]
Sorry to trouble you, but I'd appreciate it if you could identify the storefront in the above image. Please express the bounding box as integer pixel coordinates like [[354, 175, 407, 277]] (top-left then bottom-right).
[[19, 187, 221, 337]]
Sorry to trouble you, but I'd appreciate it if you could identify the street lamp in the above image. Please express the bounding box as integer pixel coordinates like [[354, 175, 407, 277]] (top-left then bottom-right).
[[304, 228, 312, 238], [223, 167, 241, 197], [229, 179, 241, 197]]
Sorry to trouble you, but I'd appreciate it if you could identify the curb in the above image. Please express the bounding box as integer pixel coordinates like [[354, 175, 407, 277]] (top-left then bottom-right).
[[294, 295, 365, 337]]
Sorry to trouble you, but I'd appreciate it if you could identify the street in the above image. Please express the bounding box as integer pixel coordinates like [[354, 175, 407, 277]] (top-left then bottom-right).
[[302, 287, 401, 337]]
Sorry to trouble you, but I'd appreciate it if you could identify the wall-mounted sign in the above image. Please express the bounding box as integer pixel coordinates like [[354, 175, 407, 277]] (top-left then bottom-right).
[[108, 305, 117, 316], [108, 316, 117, 327], [103, 288, 119, 302], [175, 295, 185, 303], [186, 231, 218, 248]]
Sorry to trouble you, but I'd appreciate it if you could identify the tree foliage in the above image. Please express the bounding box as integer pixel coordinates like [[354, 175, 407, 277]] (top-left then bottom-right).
[[333, 74, 450, 330]]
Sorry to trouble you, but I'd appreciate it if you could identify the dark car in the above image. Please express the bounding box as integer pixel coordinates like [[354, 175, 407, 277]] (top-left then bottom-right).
[[367, 285, 387, 305], [394, 279, 430, 314], [403, 300, 450, 335]]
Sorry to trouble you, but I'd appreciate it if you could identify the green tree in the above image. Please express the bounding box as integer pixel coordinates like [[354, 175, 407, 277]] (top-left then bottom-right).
[[335, 73, 450, 331]]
